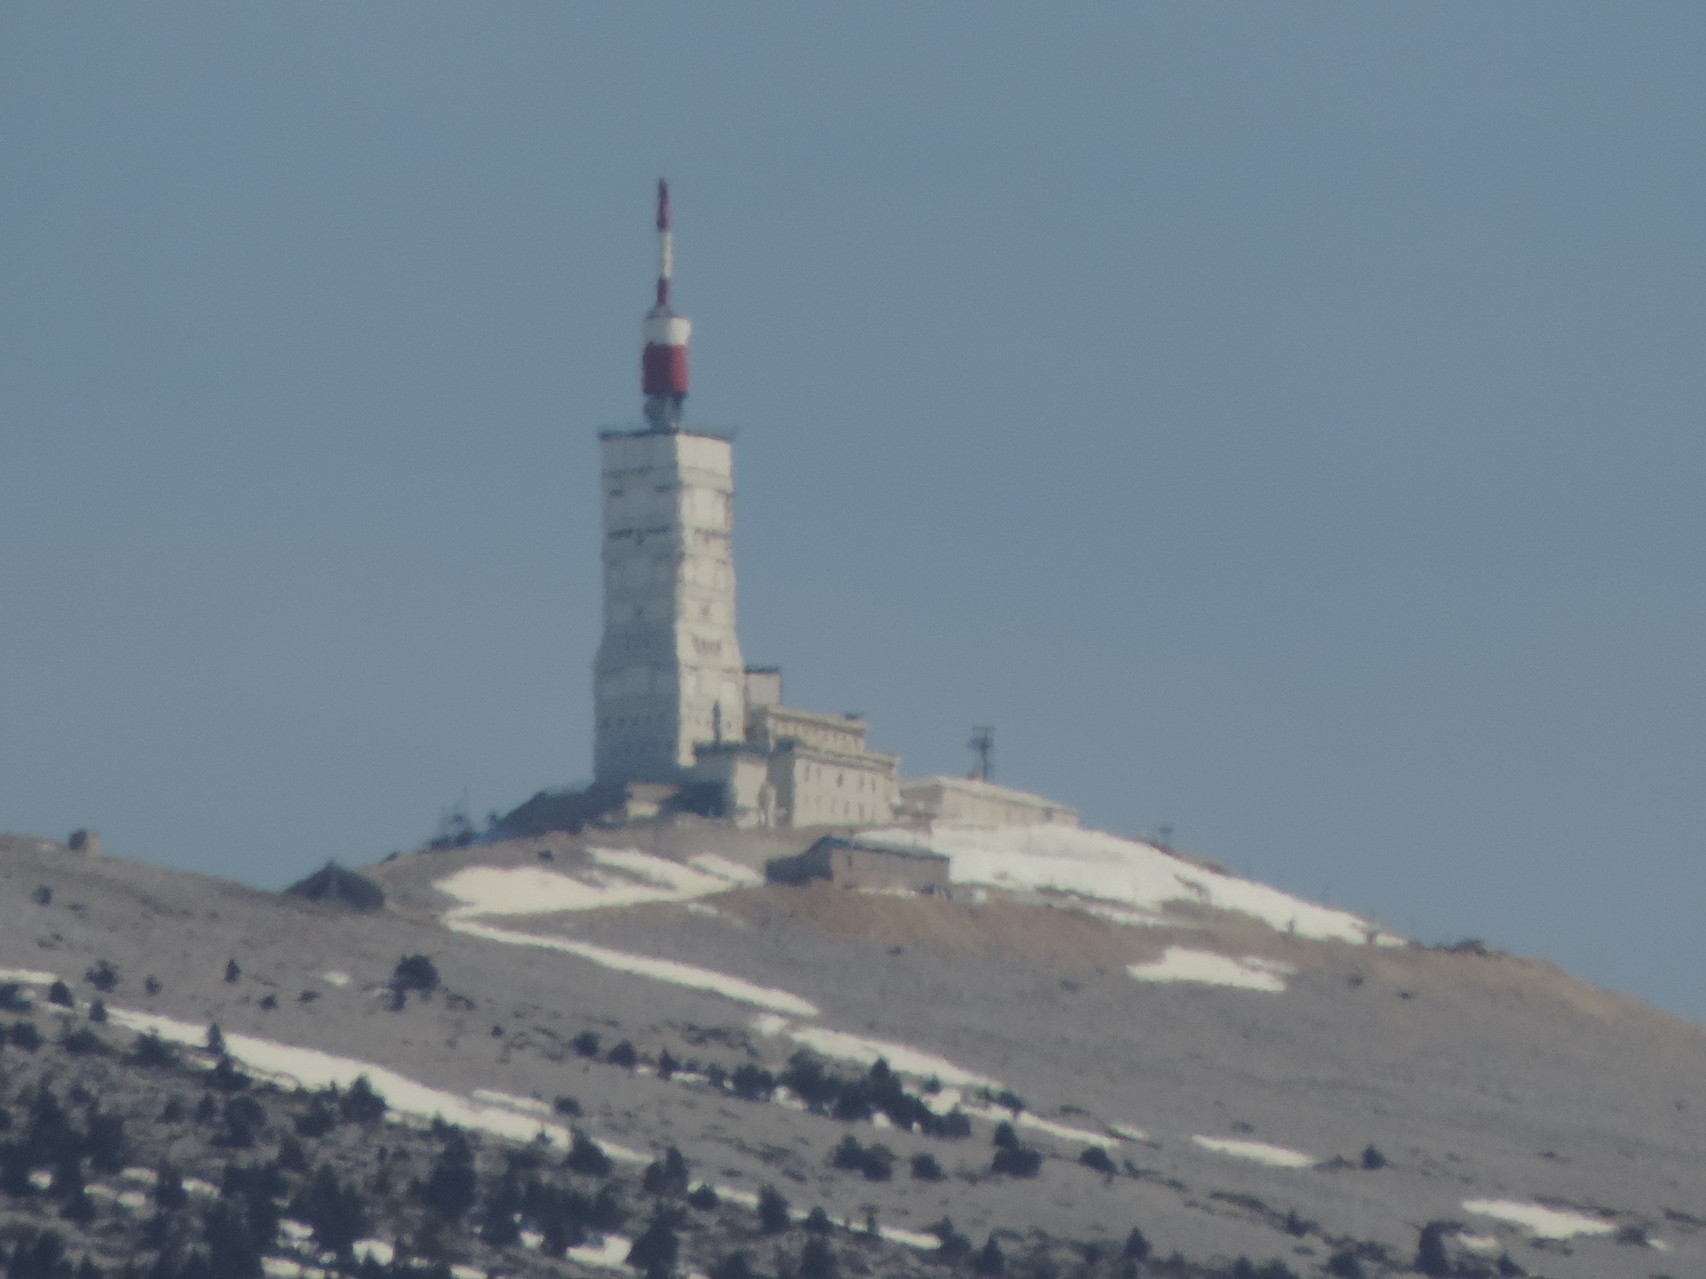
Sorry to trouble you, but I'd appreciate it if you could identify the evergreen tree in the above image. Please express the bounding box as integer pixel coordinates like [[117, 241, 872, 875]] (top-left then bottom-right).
[[758, 1184, 790, 1235], [972, 1237, 1005, 1277], [799, 1236, 837, 1279]]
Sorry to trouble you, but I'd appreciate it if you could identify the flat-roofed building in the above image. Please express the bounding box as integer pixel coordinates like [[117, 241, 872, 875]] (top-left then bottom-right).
[[898, 776, 1078, 828]]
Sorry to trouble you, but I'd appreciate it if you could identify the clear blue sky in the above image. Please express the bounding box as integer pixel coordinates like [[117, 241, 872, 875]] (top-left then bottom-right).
[[4, 6, 1703, 1019]]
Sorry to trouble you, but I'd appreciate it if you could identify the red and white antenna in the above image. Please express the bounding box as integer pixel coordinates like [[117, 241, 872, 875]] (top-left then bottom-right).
[[642, 178, 691, 431]]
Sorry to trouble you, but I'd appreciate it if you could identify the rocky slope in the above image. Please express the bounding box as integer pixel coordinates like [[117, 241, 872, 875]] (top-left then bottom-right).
[[0, 824, 1701, 1279]]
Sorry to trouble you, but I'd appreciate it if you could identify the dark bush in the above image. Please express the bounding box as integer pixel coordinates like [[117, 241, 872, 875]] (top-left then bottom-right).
[[932, 1219, 973, 1265], [572, 1031, 601, 1058], [84, 961, 119, 992], [804, 1206, 832, 1235], [590, 1183, 627, 1233], [553, 1095, 583, 1117], [145, 976, 162, 996], [294, 1096, 336, 1139], [992, 1089, 1025, 1114], [61, 1027, 107, 1057], [224, 959, 241, 984], [800, 1235, 838, 1279], [206, 1056, 251, 1093], [1123, 1228, 1150, 1262], [87, 1000, 106, 1023], [155, 1161, 188, 1210], [729, 1063, 775, 1101], [657, 1050, 679, 1080], [1325, 1251, 1364, 1279], [911, 1152, 945, 1181], [991, 1145, 1042, 1177], [831, 1134, 865, 1172], [1415, 1223, 1454, 1278], [206, 1023, 226, 1055], [642, 1147, 690, 1198], [608, 1040, 639, 1070], [1079, 1146, 1116, 1175], [391, 955, 440, 993], [290, 1165, 368, 1256], [758, 1183, 790, 1235], [627, 1208, 682, 1279], [860, 1143, 895, 1181], [566, 1131, 613, 1177], [48, 982, 73, 1008], [202, 1199, 263, 1278], [421, 1141, 478, 1220], [973, 1237, 1006, 1277], [339, 1076, 388, 1124], [1360, 1144, 1386, 1170], [131, 1031, 178, 1068], [0, 984, 30, 1013], [992, 1122, 1018, 1150], [31, 885, 51, 905], [711, 1251, 756, 1279], [687, 1183, 719, 1211], [1283, 1209, 1311, 1237], [9, 1021, 42, 1052]]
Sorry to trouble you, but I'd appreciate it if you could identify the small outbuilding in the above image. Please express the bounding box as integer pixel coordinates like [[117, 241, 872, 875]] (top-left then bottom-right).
[[766, 836, 950, 895], [286, 861, 386, 912]]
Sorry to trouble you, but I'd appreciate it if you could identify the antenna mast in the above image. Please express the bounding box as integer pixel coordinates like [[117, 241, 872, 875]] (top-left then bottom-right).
[[641, 179, 692, 431], [967, 725, 995, 783]]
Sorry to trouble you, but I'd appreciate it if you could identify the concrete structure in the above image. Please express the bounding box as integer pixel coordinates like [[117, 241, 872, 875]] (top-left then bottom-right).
[[693, 681, 901, 828], [593, 427, 748, 784], [898, 776, 1078, 827], [766, 835, 950, 894]]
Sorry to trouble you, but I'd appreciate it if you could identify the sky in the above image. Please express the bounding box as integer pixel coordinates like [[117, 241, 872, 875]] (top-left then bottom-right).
[[3, 5, 1704, 1020]]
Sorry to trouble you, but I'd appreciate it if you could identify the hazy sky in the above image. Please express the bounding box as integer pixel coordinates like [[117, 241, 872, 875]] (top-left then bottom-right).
[[3, 6, 1703, 1020]]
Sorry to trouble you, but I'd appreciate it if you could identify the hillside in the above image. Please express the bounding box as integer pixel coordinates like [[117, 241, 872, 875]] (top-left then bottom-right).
[[0, 824, 1702, 1279]]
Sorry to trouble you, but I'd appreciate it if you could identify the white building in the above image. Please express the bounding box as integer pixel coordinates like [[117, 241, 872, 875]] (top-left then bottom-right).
[[898, 776, 1078, 828], [692, 672, 901, 828], [593, 428, 748, 784]]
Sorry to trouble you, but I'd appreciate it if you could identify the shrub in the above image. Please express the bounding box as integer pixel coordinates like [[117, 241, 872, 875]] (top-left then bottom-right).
[[87, 1000, 106, 1023], [339, 1076, 388, 1124], [729, 1063, 776, 1101], [804, 1206, 832, 1235], [420, 1143, 478, 1219], [590, 1183, 627, 1232], [992, 1122, 1018, 1150], [992, 1089, 1025, 1114], [859, 1143, 895, 1181], [642, 1147, 690, 1199], [973, 1237, 1006, 1277], [391, 954, 440, 993], [800, 1235, 838, 1279], [758, 1183, 790, 1235], [1360, 1144, 1386, 1170], [657, 1050, 680, 1080], [84, 961, 119, 993], [206, 1023, 226, 1055], [290, 1165, 368, 1256], [990, 1146, 1042, 1177], [553, 1095, 583, 1117], [154, 1161, 188, 1210], [1325, 1251, 1364, 1279], [608, 1040, 639, 1070], [932, 1219, 972, 1264], [566, 1131, 613, 1177], [31, 885, 51, 905], [911, 1153, 945, 1181], [8, 1022, 41, 1052], [1283, 1209, 1311, 1237], [294, 1097, 336, 1139], [144, 976, 162, 995], [0, 984, 30, 1013], [1123, 1228, 1150, 1261], [831, 1134, 865, 1172], [627, 1208, 682, 1279], [687, 1183, 719, 1211], [61, 1028, 107, 1057], [224, 959, 241, 984], [48, 982, 73, 1008], [131, 1031, 178, 1068], [1080, 1146, 1116, 1175], [711, 1252, 756, 1279], [1415, 1223, 1453, 1279], [572, 1031, 601, 1058]]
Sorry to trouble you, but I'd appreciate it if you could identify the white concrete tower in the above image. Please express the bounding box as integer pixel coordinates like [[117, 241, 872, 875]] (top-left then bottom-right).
[[593, 182, 746, 784]]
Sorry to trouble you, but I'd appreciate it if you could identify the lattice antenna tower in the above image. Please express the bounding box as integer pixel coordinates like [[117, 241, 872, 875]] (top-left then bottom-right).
[[967, 725, 995, 783]]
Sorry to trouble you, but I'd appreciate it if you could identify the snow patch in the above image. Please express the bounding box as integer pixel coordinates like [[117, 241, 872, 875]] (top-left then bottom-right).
[[1127, 948, 1294, 992], [1190, 1136, 1315, 1168], [879, 1225, 944, 1250], [472, 1088, 552, 1115], [1462, 1200, 1615, 1240], [438, 848, 759, 918], [753, 1018, 1001, 1088], [320, 971, 350, 988], [568, 1234, 634, 1269], [862, 823, 1398, 946], [1110, 1123, 1149, 1143], [352, 1240, 394, 1265], [446, 919, 819, 1017], [0, 967, 57, 985], [108, 1007, 575, 1148]]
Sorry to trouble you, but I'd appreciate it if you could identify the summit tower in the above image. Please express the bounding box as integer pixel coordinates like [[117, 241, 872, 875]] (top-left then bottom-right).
[[593, 181, 747, 784]]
